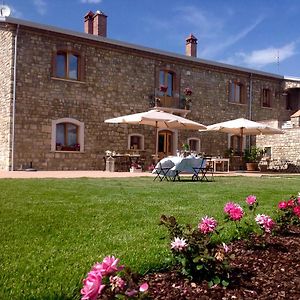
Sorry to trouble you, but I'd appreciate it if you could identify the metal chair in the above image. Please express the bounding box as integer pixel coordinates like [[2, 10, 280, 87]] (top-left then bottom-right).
[[153, 162, 171, 181]]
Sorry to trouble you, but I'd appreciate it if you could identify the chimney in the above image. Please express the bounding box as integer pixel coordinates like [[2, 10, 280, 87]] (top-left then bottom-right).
[[93, 10, 107, 37], [84, 11, 94, 34], [185, 34, 198, 57]]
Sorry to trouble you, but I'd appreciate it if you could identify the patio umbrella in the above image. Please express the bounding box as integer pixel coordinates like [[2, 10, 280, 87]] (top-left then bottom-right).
[[203, 117, 283, 155], [105, 109, 207, 157]]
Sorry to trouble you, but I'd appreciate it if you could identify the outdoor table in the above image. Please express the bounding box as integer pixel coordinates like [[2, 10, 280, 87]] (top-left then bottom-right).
[[211, 157, 230, 172], [152, 155, 204, 181]]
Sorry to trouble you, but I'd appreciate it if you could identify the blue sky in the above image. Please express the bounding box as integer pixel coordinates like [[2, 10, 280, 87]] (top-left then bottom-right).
[[5, 0, 300, 77]]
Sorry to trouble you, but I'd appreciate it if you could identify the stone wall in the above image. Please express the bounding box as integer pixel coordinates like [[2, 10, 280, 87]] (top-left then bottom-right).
[[0, 25, 13, 170], [2, 24, 293, 170], [257, 128, 300, 161]]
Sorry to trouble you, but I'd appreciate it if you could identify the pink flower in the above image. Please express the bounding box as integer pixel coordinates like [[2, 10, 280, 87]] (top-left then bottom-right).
[[139, 282, 149, 292], [159, 85, 168, 92], [287, 199, 294, 208], [229, 205, 244, 221], [298, 196, 300, 205], [224, 202, 236, 214], [246, 195, 257, 206], [81, 271, 105, 300], [255, 214, 275, 233], [171, 237, 188, 251], [293, 206, 300, 217], [92, 256, 124, 276], [278, 201, 288, 210], [184, 87, 192, 96], [198, 216, 217, 234], [109, 275, 125, 291]]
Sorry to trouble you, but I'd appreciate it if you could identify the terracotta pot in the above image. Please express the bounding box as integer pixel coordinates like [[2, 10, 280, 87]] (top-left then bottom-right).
[[246, 162, 258, 171]]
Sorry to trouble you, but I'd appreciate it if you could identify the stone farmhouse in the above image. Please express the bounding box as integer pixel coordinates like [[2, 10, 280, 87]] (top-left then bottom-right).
[[1, 11, 300, 171]]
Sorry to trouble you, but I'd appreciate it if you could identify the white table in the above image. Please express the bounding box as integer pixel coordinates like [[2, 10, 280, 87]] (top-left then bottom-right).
[[211, 158, 230, 173], [152, 155, 204, 180]]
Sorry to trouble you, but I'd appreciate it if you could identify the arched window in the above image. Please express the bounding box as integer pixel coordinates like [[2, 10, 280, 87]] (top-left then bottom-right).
[[52, 118, 84, 152], [128, 134, 144, 150], [54, 51, 81, 80], [187, 137, 201, 153]]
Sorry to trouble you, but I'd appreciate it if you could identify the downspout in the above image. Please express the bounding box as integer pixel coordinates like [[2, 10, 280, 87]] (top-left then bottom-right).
[[249, 73, 253, 120], [11, 24, 19, 171], [247, 73, 253, 149]]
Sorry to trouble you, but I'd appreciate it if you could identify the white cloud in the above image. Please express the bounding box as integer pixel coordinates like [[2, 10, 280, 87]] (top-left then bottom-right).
[[225, 42, 297, 69], [32, 0, 47, 15], [174, 5, 224, 38], [201, 16, 264, 58], [80, 0, 103, 3]]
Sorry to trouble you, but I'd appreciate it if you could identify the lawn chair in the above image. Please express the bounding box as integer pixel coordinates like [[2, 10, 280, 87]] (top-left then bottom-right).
[[153, 162, 172, 181], [192, 157, 214, 181]]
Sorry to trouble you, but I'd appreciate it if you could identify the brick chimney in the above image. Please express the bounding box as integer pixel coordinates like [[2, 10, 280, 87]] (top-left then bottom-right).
[[84, 11, 94, 34], [186, 34, 198, 57], [93, 10, 107, 37]]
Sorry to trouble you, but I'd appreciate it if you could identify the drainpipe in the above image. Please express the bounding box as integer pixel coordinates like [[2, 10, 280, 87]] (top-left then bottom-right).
[[248, 73, 253, 149], [249, 73, 253, 120], [11, 24, 19, 171]]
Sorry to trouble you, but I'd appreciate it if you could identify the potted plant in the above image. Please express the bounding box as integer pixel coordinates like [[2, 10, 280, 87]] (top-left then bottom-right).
[[243, 146, 264, 171]]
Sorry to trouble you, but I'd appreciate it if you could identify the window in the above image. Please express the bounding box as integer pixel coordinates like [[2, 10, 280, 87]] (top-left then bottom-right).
[[262, 88, 271, 108], [264, 146, 272, 158], [56, 123, 79, 151], [128, 134, 144, 150], [187, 138, 201, 153], [52, 118, 84, 152], [229, 81, 246, 104], [159, 70, 174, 97], [55, 51, 80, 80]]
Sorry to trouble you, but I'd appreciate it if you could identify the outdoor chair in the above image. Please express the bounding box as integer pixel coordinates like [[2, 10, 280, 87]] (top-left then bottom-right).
[[192, 157, 214, 182], [153, 162, 171, 181]]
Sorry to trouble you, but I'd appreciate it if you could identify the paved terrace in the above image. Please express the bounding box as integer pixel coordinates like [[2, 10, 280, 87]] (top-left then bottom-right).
[[0, 170, 299, 179]]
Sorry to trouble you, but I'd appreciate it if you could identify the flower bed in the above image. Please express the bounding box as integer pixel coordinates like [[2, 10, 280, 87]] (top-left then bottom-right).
[[79, 193, 300, 299]]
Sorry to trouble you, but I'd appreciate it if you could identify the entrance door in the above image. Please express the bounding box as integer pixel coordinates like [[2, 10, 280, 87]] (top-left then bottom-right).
[[158, 130, 173, 158]]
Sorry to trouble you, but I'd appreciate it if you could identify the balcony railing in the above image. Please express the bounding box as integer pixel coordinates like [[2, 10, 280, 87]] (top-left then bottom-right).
[[148, 94, 191, 111]]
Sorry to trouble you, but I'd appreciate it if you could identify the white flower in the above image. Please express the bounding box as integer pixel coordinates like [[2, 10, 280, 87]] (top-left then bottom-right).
[[171, 237, 188, 251]]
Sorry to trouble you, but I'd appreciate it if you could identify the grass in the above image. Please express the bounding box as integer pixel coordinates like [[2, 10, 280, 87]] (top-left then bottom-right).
[[0, 175, 299, 299]]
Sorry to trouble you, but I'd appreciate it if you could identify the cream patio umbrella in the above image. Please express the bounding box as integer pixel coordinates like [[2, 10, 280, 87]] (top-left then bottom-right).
[[105, 109, 207, 158], [203, 117, 283, 157]]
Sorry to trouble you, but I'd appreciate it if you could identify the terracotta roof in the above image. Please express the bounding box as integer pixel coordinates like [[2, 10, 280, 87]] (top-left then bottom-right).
[[291, 110, 300, 117]]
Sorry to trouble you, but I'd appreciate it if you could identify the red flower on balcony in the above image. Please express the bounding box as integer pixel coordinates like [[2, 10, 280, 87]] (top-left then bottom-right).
[[159, 85, 168, 93], [184, 87, 192, 96]]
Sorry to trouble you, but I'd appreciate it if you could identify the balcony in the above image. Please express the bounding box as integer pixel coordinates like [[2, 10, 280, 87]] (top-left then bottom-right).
[[148, 93, 191, 116]]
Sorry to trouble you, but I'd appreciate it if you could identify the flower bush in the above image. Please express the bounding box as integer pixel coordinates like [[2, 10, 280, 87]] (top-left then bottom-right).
[[158, 194, 285, 288], [81, 255, 148, 299], [159, 85, 168, 93], [184, 87, 192, 96], [160, 214, 232, 287], [255, 214, 275, 233], [276, 195, 300, 231]]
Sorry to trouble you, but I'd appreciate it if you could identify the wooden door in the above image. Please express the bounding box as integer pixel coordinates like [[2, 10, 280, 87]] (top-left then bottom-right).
[[158, 130, 173, 158]]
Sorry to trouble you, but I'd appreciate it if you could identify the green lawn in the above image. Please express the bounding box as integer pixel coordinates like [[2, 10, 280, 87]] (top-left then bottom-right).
[[0, 176, 299, 299]]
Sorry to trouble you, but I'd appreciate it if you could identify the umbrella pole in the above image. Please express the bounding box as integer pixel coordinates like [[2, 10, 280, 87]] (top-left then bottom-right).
[[154, 121, 159, 163]]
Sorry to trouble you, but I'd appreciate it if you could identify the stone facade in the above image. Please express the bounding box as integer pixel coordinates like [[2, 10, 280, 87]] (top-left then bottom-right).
[[257, 128, 300, 161], [0, 24, 14, 170], [0, 17, 300, 171]]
